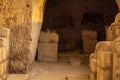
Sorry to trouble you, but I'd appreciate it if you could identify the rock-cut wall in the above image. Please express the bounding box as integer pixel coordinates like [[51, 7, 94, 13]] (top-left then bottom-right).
[[0, 0, 32, 73]]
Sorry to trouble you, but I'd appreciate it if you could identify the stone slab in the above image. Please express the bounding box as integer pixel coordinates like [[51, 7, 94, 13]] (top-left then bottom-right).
[[37, 43, 58, 62]]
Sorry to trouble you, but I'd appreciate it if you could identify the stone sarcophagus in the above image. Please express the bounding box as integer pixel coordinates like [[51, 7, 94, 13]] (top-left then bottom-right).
[[37, 29, 59, 62]]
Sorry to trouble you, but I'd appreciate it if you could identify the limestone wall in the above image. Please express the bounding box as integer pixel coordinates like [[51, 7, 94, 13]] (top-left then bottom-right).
[[0, 0, 46, 73], [0, 0, 31, 73]]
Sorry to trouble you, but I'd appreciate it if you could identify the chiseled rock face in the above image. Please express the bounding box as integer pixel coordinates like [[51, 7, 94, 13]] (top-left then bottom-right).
[[9, 25, 32, 73], [0, 0, 32, 73]]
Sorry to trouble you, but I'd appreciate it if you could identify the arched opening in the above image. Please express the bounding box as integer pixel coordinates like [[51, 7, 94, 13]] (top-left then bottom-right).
[[5, 0, 119, 79], [28, 0, 119, 80]]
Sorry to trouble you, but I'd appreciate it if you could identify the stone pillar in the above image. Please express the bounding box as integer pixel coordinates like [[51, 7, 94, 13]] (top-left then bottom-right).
[[89, 41, 113, 80]]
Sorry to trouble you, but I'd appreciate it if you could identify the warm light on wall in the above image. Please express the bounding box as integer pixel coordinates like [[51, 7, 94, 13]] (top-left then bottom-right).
[[32, 0, 46, 23]]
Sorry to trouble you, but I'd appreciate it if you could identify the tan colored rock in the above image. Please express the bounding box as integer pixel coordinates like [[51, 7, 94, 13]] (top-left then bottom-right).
[[97, 67, 112, 80], [112, 41, 120, 80], [37, 43, 58, 62], [0, 27, 10, 38], [107, 23, 120, 40], [113, 70, 120, 80], [9, 25, 32, 73], [97, 51, 112, 68], [115, 12, 120, 22], [90, 72, 96, 80], [0, 47, 8, 80], [106, 26, 113, 41], [89, 53, 97, 59], [8, 74, 28, 80], [0, 37, 9, 47], [90, 59, 97, 74], [95, 41, 113, 52]]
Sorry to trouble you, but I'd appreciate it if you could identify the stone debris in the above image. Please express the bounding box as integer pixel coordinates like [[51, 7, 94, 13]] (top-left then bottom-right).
[[9, 25, 31, 74]]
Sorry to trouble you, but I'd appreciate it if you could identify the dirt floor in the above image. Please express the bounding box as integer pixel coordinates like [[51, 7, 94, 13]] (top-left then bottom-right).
[[8, 51, 90, 80]]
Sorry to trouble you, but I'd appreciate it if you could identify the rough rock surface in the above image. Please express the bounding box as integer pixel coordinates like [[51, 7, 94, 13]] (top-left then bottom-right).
[[0, 27, 10, 80], [9, 25, 32, 73], [0, 0, 32, 73]]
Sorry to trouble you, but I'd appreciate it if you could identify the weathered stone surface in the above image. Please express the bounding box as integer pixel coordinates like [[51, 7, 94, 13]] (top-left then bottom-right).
[[0, 0, 46, 74], [106, 22, 120, 41], [0, 37, 9, 47], [116, 0, 120, 11], [9, 25, 32, 73], [112, 41, 120, 80], [106, 26, 113, 41], [90, 59, 97, 74], [0, 27, 10, 38], [37, 43, 58, 62], [115, 12, 120, 22], [90, 72, 96, 80], [0, 47, 8, 80], [97, 51, 112, 68], [89, 53, 97, 59], [0, 0, 33, 74], [113, 70, 120, 80], [95, 41, 113, 52], [39, 30, 59, 43]]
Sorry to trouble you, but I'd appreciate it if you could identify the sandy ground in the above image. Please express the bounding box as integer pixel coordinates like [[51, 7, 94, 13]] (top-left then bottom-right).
[[28, 53, 90, 80], [8, 52, 90, 80]]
